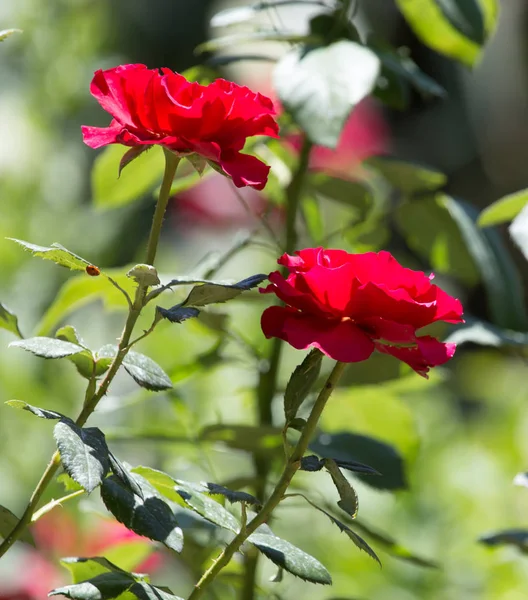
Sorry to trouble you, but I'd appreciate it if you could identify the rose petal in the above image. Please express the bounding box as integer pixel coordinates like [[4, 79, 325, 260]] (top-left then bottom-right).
[[261, 306, 374, 363], [219, 150, 271, 190], [81, 120, 124, 149]]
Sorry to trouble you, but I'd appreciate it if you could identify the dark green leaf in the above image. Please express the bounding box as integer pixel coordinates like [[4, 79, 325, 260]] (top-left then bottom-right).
[[119, 147, 150, 176], [364, 157, 446, 194], [49, 572, 134, 599], [443, 195, 528, 330], [100, 474, 183, 553], [200, 424, 283, 457], [8, 238, 94, 272], [202, 482, 261, 507], [0, 302, 23, 338], [436, 0, 486, 44], [92, 144, 164, 209], [479, 529, 528, 553], [273, 41, 380, 148], [175, 481, 240, 533], [6, 399, 64, 420], [108, 453, 145, 500], [0, 505, 35, 546], [311, 175, 373, 212], [182, 274, 268, 307], [333, 459, 381, 476], [478, 188, 528, 227], [0, 28, 22, 42], [156, 305, 200, 324], [300, 455, 324, 472], [248, 533, 332, 585], [128, 582, 183, 600], [311, 432, 407, 490], [10, 336, 85, 359], [284, 349, 322, 423], [323, 459, 358, 519], [98, 345, 172, 391], [54, 421, 110, 493]]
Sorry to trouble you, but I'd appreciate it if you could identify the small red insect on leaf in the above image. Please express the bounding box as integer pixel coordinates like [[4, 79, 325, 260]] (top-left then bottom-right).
[[86, 265, 100, 276]]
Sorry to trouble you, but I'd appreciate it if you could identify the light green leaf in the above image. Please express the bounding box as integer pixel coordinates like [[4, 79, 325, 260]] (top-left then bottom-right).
[[0, 29, 22, 42], [56, 326, 96, 379], [0, 302, 23, 338], [10, 336, 85, 359], [60, 556, 129, 584], [175, 481, 240, 533], [6, 399, 63, 420], [92, 145, 164, 209], [248, 533, 332, 585], [103, 540, 155, 573], [364, 157, 446, 194], [478, 188, 528, 227], [130, 466, 184, 504], [36, 271, 134, 336], [274, 40, 380, 148], [8, 239, 94, 272], [395, 0, 483, 66]]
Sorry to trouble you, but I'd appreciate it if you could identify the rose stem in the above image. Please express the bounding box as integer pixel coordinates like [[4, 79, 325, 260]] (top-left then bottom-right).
[[0, 149, 181, 559], [189, 359, 346, 600], [244, 135, 313, 600]]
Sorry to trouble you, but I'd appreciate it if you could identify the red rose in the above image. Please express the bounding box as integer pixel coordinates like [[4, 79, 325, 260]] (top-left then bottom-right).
[[260, 248, 463, 377], [82, 64, 280, 190]]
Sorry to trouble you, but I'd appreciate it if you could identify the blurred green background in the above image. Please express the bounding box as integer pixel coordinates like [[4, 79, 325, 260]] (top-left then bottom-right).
[[2, 1, 528, 599]]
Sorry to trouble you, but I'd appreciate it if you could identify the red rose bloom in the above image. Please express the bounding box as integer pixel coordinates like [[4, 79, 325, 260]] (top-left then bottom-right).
[[82, 64, 280, 189], [260, 248, 463, 377]]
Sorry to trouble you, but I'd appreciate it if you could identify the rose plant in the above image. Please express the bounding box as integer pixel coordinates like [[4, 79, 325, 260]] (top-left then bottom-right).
[[2, 2, 515, 600]]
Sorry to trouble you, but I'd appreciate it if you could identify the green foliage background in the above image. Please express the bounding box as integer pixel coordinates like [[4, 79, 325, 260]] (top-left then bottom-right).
[[1, 1, 528, 599]]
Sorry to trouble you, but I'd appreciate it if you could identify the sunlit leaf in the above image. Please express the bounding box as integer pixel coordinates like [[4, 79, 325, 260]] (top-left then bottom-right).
[[8, 239, 94, 272], [248, 532, 332, 585], [478, 188, 528, 227], [10, 336, 84, 359], [6, 399, 64, 420], [274, 41, 381, 148], [54, 421, 110, 493], [60, 556, 129, 584], [92, 145, 164, 209], [0, 28, 22, 42]]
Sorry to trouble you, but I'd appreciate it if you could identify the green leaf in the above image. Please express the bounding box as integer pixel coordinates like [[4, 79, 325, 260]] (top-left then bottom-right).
[[364, 157, 446, 194], [92, 145, 164, 209], [57, 473, 84, 492], [284, 350, 323, 423], [0, 29, 22, 42], [509, 203, 528, 262], [56, 326, 96, 379], [49, 572, 134, 599], [98, 346, 172, 391], [479, 529, 528, 553], [107, 453, 145, 500], [323, 459, 359, 519], [54, 421, 110, 493], [199, 424, 283, 457], [60, 557, 129, 584], [128, 583, 183, 600], [311, 175, 373, 214], [130, 466, 183, 504], [300, 455, 380, 476], [478, 188, 528, 227], [248, 533, 332, 585], [0, 505, 35, 546], [274, 40, 380, 148], [6, 399, 64, 420], [36, 271, 135, 336], [8, 239, 94, 272], [9, 336, 85, 359], [100, 475, 184, 553], [443, 195, 528, 330], [155, 306, 200, 324], [175, 481, 240, 533], [182, 274, 268, 308], [103, 540, 155, 574], [395, 0, 481, 66], [201, 482, 261, 507], [0, 303, 23, 338], [436, 0, 486, 43], [311, 432, 407, 491]]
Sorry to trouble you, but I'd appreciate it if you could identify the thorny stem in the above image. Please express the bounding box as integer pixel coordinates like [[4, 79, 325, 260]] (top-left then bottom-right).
[[188, 359, 347, 600], [0, 150, 181, 559], [246, 134, 313, 598]]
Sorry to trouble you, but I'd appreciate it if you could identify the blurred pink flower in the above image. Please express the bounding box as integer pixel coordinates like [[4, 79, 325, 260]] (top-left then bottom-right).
[[0, 512, 163, 599]]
